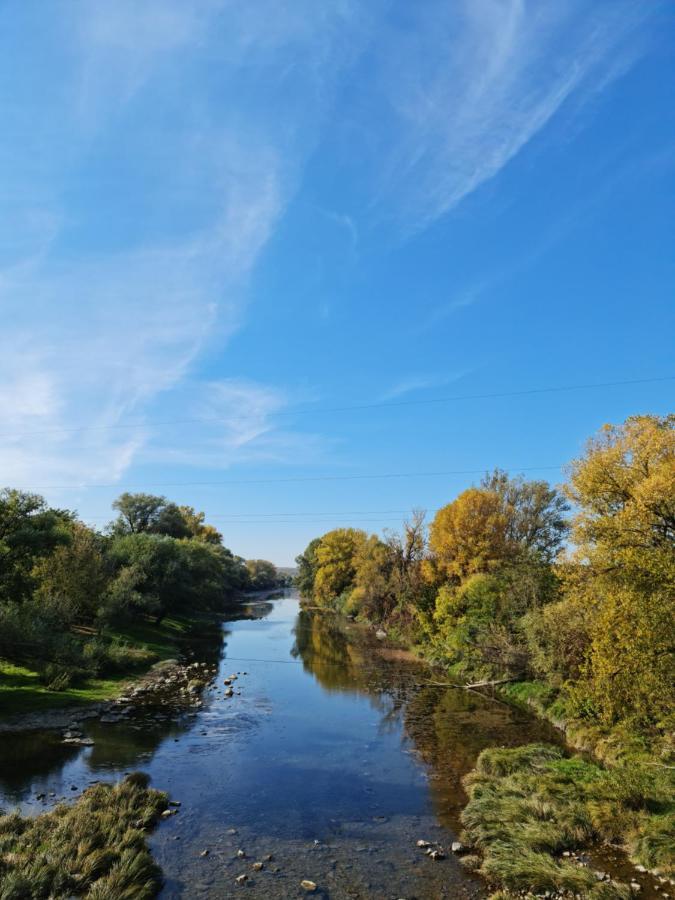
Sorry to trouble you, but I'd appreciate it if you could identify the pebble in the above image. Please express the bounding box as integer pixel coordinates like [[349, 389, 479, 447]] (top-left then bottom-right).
[[300, 880, 317, 892], [251, 862, 264, 871], [237, 849, 246, 858], [235, 874, 248, 885], [200, 850, 209, 857]]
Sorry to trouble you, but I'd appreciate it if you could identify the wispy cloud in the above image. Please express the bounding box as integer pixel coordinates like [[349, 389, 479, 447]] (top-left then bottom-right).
[[365, 0, 654, 230], [144, 378, 329, 469], [0, 1, 365, 489], [380, 371, 470, 400]]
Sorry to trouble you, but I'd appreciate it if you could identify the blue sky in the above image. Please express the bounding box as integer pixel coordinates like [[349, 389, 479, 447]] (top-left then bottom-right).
[[1, 0, 673, 565]]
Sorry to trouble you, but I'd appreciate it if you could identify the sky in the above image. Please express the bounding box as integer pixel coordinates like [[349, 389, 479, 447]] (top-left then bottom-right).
[[0, 0, 673, 566]]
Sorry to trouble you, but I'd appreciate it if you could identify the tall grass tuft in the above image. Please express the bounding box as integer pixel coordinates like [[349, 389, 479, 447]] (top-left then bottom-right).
[[0, 773, 167, 899], [461, 743, 673, 897]]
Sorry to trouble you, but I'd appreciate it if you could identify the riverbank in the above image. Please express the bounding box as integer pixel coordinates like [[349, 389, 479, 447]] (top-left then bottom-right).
[[0, 609, 225, 730], [324, 611, 675, 896]]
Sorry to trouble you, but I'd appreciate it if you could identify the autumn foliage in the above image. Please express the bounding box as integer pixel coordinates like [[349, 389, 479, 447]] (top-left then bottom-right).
[[297, 413, 674, 732]]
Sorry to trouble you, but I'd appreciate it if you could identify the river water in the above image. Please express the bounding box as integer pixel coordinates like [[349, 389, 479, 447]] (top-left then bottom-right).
[[0, 592, 570, 898]]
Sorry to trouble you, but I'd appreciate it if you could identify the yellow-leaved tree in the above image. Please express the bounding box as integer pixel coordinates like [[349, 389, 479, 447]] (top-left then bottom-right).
[[565, 414, 675, 726], [313, 528, 368, 608]]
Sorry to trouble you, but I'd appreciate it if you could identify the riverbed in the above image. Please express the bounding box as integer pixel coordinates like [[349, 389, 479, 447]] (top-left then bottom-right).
[[0, 591, 574, 898]]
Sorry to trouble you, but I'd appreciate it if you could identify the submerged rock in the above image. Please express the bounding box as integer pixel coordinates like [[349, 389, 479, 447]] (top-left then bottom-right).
[[300, 880, 317, 892]]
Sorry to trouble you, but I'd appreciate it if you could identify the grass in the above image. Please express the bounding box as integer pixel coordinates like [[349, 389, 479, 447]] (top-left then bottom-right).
[[0, 612, 210, 718], [460, 743, 675, 898], [0, 772, 167, 899], [0, 661, 129, 716], [104, 613, 203, 661]]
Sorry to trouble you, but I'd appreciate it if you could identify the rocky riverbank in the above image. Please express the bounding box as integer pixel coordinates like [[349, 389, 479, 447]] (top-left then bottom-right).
[[0, 658, 217, 735]]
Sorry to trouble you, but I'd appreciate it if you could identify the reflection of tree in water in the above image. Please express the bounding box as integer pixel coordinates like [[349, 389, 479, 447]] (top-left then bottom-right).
[[0, 732, 80, 800], [291, 610, 415, 732], [403, 683, 562, 829], [292, 609, 561, 833]]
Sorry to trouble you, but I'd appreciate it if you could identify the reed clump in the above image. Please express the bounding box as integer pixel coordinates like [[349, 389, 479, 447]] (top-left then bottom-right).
[[461, 744, 674, 898], [0, 772, 167, 899]]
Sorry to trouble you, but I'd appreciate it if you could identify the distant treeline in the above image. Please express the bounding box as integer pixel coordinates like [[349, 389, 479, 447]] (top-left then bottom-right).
[[0, 491, 281, 689], [296, 414, 674, 733]]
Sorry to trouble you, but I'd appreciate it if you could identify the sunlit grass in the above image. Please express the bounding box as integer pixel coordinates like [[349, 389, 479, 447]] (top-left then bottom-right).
[[0, 772, 167, 898], [461, 743, 674, 897]]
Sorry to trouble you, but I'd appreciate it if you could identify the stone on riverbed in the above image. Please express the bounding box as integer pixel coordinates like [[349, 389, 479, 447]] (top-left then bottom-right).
[[300, 880, 317, 892], [451, 841, 463, 853]]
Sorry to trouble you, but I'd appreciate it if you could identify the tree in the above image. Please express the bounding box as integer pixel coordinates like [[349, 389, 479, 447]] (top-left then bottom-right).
[[481, 470, 569, 562], [33, 522, 108, 623], [0, 489, 72, 603], [105, 533, 190, 624], [425, 487, 509, 584], [179, 506, 223, 545], [385, 510, 428, 608], [347, 535, 393, 618], [425, 474, 568, 586], [565, 414, 674, 591], [313, 528, 368, 607], [563, 414, 675, 726], [245, 559, 278, 590], [295, 538, 322, 598], [109, 493, 190, 539]]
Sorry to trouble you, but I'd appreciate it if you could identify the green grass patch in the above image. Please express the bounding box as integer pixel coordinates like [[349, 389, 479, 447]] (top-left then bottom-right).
[[0, 661, 129, 716], [104, 613, 201, 662], [461, 743, 675, 897], [0, 612, 210, 718], [0, 772, 167, 898]]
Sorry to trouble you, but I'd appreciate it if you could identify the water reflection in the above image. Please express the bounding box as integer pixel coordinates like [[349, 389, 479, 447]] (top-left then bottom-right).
[[0, 595, 554, 898], [292, 607, 560, 831]]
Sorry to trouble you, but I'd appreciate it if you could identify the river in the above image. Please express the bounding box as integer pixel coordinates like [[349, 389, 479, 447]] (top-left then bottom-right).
[[0, 591, 570, 898]]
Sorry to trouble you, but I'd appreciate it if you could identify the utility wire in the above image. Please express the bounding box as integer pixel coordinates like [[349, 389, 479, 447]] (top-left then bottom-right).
[[18, 463, 564, 491], [80, 508, 421, 520], [1, 375, 670, 440]]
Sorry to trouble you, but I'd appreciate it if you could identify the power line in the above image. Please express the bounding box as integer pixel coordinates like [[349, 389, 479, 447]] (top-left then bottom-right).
[[80, 509, 418, 519], [18, 463, 564, 491], [1, 375, 671, 440], [80, 508, 418, 520]]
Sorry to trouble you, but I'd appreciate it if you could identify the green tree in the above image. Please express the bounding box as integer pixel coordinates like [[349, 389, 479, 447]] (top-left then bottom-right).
[[33, 522, 108, 624], [0, 489, 72, 603], [109, 493, 190, 539], [295, 538, 321, 598], [245, 559, 278, 590], [104, 533, 189, 624]]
